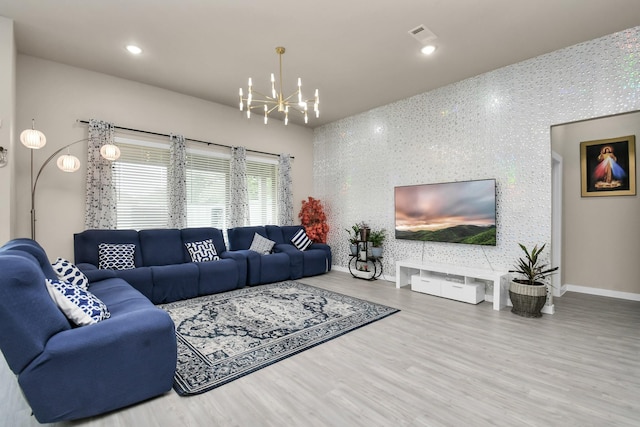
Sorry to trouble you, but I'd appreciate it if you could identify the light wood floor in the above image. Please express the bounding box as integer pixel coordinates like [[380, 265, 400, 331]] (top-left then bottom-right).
[[2, 271, 639, 427]]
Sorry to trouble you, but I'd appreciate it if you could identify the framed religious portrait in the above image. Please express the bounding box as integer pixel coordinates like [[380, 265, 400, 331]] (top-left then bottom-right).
[[580, 135, 636, 197]]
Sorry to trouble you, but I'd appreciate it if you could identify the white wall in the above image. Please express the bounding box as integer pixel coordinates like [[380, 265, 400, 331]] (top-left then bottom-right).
[[314, 26, 640, 296], [15, 55, 314, 260], [0, 17, 16, 243]]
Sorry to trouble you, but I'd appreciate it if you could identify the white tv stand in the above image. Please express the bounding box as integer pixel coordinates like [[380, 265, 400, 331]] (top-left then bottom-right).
[[395, 260, 509, 310]]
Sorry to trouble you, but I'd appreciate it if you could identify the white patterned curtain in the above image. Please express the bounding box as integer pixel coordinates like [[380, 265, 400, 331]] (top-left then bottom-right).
[[229, 146, 248, 227], [278, 153, 294, 225], [168, 134, 187, 228], [85, 119, 117, 229]]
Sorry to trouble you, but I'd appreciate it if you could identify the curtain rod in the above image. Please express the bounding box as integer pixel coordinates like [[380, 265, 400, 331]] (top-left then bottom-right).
[[76, 120, 293, 159]]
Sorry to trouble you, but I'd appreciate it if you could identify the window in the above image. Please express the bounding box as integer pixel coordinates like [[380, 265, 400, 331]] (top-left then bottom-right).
[[112, 137, 279, 230], [113, 142, 169, 229], [185, 150, 228, 229], [247, 159, 277, 225]]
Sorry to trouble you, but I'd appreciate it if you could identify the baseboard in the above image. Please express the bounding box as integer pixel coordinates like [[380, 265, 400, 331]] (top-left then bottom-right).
[[564, 284, 640, 301]]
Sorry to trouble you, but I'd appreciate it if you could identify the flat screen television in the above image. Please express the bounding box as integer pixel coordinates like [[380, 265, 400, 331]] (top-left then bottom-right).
[[394, 179, 496, 246]]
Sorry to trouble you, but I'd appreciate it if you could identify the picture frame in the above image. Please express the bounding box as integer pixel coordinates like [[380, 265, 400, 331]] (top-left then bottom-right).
[[580, 135, 636, 197]]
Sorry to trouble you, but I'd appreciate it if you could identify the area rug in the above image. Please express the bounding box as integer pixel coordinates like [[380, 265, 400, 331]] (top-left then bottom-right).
[[159, 280, 399, 395]]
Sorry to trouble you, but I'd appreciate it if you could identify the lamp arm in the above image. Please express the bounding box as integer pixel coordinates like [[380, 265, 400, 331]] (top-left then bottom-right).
[[31, 138, 88, 197], [30, 138, 88, 240]]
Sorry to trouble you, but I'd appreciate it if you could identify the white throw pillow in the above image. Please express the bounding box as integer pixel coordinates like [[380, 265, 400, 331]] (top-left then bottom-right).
[[185, 239, 220, 262], [45, 278, 110, 326], [52, 257, 89, 290], [248, 233, 275, 255], [98, 243, 136, 270], [291, 229, 312, 251]]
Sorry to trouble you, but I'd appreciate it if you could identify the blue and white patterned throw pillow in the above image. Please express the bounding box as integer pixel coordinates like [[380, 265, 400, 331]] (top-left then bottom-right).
[[45, 278, 110, 326], [185, 239, 220, 262], [291, 229, 312, 251], [52, 257, 89, 290], [98, 243, 136, 270], [248, 233, 275, 255]]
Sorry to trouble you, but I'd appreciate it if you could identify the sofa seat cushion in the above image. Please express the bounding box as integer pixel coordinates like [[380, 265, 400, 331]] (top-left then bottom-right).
[[251, 251, 290, 285], [89, 278, 156, 316], [195, 258, 239, 295], [150, 263, 200, 304]]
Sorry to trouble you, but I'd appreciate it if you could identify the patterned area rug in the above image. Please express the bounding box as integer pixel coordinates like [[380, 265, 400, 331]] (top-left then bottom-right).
[[159, 281, 399, 395]]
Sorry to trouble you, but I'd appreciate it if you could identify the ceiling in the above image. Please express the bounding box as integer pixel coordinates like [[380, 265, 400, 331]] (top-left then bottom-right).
[[1, 0, 639, 127]]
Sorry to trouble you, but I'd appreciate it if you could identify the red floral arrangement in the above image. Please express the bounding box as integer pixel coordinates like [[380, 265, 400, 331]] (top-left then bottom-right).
[[298, 197, 329, 243]]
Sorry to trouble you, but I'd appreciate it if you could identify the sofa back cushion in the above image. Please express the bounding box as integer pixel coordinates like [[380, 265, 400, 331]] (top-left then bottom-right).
[[139, 229, 186, 266], [1, 238, 58, 280], [227, 226, 268, 251], [0, 249, 71, 374], [266, 225, 306, 245], [74, 230, 142, 267], [180, 228, 228, 259]]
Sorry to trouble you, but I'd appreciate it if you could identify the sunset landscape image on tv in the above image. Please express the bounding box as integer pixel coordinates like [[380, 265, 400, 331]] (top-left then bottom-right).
[[394, 179, 496, 246]]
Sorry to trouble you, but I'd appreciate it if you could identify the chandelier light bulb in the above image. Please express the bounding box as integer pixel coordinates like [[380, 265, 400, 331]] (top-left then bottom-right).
[[56, 154, 81, 172]]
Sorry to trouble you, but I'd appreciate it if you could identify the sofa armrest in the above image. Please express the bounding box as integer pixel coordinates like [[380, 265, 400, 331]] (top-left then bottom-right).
[[272, 243, 298, 255], [220, 251, 248, 287], [18, 308, 177, 423]]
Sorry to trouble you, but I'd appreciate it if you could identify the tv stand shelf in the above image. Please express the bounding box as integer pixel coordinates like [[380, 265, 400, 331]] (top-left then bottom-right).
[[395, 260, 509, 310]]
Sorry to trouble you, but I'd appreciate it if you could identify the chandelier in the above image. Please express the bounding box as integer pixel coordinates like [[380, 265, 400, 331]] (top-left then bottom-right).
[[239, 46, 319, 125]]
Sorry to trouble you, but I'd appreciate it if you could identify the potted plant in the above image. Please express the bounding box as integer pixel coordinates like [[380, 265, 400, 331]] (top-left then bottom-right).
[[368, 229, 386, 258], [508, 243, 558, 318], [345, 224, 360, 256]]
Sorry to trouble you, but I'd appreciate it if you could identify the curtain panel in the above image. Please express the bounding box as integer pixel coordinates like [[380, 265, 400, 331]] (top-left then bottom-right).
[[168, 134, 187, 228], [278, 153, 294, 225], [229, 146, 248, 227], [84, 119, 117, 229]]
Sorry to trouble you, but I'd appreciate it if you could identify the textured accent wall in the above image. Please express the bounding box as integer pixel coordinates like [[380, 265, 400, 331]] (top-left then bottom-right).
[[314, 27, 640, 278]]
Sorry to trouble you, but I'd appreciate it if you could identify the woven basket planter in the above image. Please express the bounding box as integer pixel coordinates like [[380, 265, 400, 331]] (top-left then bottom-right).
[[509, 280, 547, 318]]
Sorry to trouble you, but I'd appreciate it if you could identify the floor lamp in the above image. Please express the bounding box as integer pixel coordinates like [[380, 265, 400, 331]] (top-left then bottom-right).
[[20, 120, 121, 240]]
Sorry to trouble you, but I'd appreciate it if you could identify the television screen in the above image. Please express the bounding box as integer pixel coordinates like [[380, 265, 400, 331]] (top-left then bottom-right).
[[394, 179, 496, 246]]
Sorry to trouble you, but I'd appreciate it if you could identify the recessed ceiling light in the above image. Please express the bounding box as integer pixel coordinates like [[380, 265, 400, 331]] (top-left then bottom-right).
[[421, 45, 437, 55], [126, 45, 142, 55]]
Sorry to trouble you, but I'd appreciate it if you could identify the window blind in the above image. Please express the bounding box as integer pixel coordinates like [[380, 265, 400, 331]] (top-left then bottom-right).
[[113, 139, 279, 230], [113, 144, 169, 229], [185, 152, 229, 228]]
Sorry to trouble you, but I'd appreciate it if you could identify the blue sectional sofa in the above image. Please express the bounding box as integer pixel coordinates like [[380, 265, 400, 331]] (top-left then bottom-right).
[[227, 225, 332, 285], [74, 227, 246, 304], [0, 239, 177, 423]]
